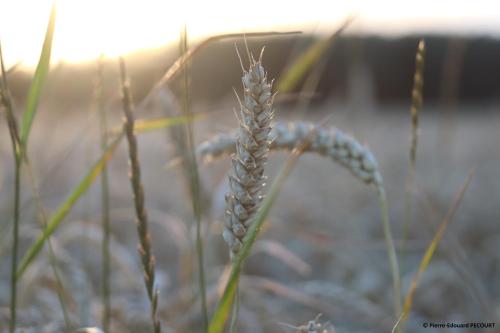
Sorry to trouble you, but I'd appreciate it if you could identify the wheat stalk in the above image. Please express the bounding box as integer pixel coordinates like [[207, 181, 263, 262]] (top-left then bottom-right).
[[222, 48, 275, 257], [119, 57, 161, 333]]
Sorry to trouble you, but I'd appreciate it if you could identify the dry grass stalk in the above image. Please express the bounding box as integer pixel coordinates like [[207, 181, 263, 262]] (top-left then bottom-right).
[[119, 57, 161, 333], [199, 121, 382, 186], [222, 49, 275, 257]]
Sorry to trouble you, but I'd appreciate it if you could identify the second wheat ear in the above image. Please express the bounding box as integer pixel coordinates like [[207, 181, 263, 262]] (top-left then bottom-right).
[[223, 50, 275, 257], [199, 121, 382, 186]]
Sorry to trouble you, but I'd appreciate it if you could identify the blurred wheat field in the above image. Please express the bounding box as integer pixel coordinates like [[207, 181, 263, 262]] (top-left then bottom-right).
[[1, 5, 500, 333], [1, 97, 499, 332]]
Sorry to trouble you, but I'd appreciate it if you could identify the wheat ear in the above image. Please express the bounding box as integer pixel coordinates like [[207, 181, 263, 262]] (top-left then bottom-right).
[[223, 49, 275, 257], [199, 121, 381, 186], [119, 58, 161, 333]]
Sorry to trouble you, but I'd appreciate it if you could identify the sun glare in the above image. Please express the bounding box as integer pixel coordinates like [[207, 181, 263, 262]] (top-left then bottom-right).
[[0, 0, 331, 67], [0, 0, 498, 67], [1, 0, 192, 66]]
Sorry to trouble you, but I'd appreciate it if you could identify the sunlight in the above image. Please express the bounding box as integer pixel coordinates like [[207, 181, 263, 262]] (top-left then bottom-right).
[[0, 0, 498, 67], [1, 0, 192, 66], [0, 0, 330, 67]]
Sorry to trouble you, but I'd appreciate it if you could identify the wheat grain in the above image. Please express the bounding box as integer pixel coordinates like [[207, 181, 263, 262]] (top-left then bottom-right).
[[223, 49, 275, 257]]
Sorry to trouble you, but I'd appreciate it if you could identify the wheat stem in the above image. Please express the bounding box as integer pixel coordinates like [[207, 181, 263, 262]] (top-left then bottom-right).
[[119, 57, 161, 333]]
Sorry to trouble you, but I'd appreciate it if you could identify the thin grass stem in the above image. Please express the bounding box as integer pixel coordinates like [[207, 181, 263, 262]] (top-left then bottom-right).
[[394, 171, 474, 332], [24, 162, 71, 328], [9, 158, 21, 333], [96, 55, 112, 332], [376, 185, 402, 321], [179, 26, 208, 331]]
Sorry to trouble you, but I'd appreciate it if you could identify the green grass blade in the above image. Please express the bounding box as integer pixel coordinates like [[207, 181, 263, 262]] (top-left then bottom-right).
[[394, 170, 474, 332], [109, 114, 202, 135], [208, 146, 304, 333], [16, 133, 123, 279], [135, 114, 205, 133], [277, 18, 351, 93], [19, 3, 57, 149]]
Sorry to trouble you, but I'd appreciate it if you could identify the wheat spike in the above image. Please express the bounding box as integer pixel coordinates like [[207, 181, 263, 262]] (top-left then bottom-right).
[[223, 50, 275, 256], [199, 121, 382, 186]]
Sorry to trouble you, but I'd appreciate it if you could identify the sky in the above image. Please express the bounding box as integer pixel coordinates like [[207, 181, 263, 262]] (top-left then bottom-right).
[[0, 0, 499, 67]]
